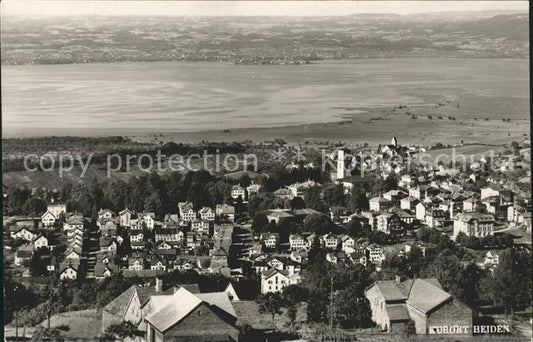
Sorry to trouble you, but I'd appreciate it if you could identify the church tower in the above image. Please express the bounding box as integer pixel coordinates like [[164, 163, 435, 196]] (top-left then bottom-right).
[[337, 149, 346, 180], [391, 136, 398, 147]]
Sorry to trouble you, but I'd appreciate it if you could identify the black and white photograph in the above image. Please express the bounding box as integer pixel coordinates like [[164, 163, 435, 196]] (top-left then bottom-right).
[[1, 1, 531, 341]]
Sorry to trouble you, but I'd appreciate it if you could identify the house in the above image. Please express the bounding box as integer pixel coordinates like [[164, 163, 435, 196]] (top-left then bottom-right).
[[239, 240, 259, 258], [399, 175, 415, 188], [150, 257, 167, 272], [290, 250, 308, 264], [119, 208, 133, 227], [289, 234, 307, 250], [101, 282, 154, 333], [191, 219, 210, 235], [383, 189, 406, 204], [452, 213, 495, 240], [507, 205, 525, 224], [128, 256, 145, 271], [14, 248, 33, 266], [59, 263, 78, 280], [144, 287, 239, 342], [366, 244, 385, 263], [463, 198, 478, 213], [95, 261, 117, 280], [350, 251, 367, 267], [266, 256, 285, 271], [155, 227, 184, 243], [216, 204, 235, 222], [273, 188, 292, 200], [322, 234, 339, 249], [130, 231, 144, 243], [400, 197, 419, 211], [340, 235, 356, 254], [178, 202, 196, 222], [64, 216, 85, 232], [173, 258, 194, 271], [186, 233, 202, 249], [47, 203, 67, 218], [425, 209, 447, 228], [138, 213, 156, 230], [98, 209, 115, 220], [156, 241, 174, 250], [287, 180, 320, 198], [100, 236, 117, 253], [261, 268, 291, 294], [41, 211, 58, 227], [198, 207, 216, 221], [223, 281, 240, 302], [97, 218, 118, 235], [479, 250, 504, 271], [11, 226, 37, 241], [265, 210, 294, 224], [261, 233, 279, 249], [231, 184, 247, 201], [481, 187, 500, 200], [397, 210, 415, 225], [376, 213, 402, 234], [409, 185, 431, 200], [415, 202, 427, 222], [365, 278, 472, 334], [246, 183, 262, 198], [369, 197, 392, 212], [33, 235, 49, 250], [65, 248, 82, 261]]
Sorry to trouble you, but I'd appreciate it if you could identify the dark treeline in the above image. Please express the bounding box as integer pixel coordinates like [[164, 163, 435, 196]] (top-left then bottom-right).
[[5, 164, 327, 219]]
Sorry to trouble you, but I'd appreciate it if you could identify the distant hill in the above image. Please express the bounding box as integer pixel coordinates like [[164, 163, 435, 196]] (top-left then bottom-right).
[[459, 14, 529, 41], [1, 12, 529, 65]]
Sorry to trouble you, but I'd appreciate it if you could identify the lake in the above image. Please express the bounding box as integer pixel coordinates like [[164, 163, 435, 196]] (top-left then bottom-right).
[[1, 59, 529, 137]]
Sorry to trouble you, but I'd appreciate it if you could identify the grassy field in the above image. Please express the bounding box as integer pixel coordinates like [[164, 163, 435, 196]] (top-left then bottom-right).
[[43, 309, 102, 340], [234, 300, 307, 331]]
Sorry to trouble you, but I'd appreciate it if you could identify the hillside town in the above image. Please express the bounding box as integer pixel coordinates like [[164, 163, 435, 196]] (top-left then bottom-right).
[[3, 136, 532, 341]]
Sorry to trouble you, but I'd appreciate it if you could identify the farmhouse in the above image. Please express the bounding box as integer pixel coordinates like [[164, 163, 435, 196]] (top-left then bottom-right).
[[365, 278, 472, 334]]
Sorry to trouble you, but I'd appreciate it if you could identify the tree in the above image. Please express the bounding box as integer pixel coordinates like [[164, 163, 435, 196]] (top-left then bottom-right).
[[105, 321, 141, 342], [144, 193, 164, 219], [194, 245, 210, 256], [207, 180, 233, 207], [282, 285, 309, 329], [323, 184, 346, 207], [29, 248, 49, 277], [289, 197, 306, 210], [335, 288, 372, 329], [405, 319, 416, 336], [251, 214, 269, 235], [303, 213, 334, 235], [7, 186, 31, 215], [22, 197, 47, 216], [257, 292, 284, 326], [304, 186, 328, 213], [482, 249, 532, 316]]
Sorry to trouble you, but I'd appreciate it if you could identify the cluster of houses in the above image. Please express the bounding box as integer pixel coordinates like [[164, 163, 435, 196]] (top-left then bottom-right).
[[331, 143, 531, 241], [4, 137, 531, 338], [5, 200, 239, 281]]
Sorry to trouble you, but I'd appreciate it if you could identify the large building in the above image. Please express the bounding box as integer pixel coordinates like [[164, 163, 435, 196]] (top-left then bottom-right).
[[452, 213, 495, 240], [145, 287, 239, 342], [365, 278, 472, 334]]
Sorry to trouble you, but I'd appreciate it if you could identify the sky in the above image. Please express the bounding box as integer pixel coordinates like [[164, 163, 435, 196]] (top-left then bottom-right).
[[1, 1, 529, 17]]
